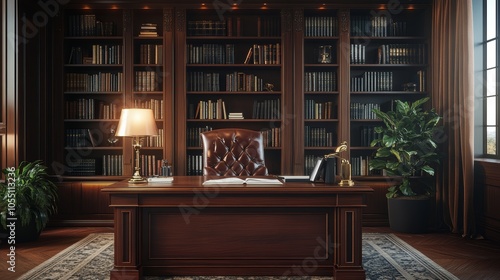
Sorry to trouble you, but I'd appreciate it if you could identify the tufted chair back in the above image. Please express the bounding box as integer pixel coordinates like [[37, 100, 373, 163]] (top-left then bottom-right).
[[201, 128, 268, 176]]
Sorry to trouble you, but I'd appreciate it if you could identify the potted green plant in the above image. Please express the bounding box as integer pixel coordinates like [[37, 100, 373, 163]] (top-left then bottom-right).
[[370, 97, 441, 233], [0, 160, 58, 242]]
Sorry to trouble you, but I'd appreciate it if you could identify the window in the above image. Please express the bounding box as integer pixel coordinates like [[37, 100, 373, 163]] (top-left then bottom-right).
[[483, 0, 499, 156]]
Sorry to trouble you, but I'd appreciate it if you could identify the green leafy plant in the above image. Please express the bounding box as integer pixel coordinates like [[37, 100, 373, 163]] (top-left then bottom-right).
[[0, 160, 58, 233], [370, 97, 441, 198]]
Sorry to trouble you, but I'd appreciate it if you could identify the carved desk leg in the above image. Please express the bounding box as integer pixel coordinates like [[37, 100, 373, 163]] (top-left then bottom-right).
[[110, 207, 141, 280], [333, 207, 366, 280]]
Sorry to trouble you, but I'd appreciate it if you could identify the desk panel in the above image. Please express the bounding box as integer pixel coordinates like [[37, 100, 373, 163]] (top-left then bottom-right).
[[102, 176, 372, 279], [145, 208, 329, 260]]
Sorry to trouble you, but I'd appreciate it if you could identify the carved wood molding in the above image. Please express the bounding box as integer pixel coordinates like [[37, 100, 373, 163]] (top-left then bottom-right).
[[176, 9, 185, 32], [123, 11, 130, 33], [339, 9, 349, 34], [294, 9, 303, 32], [281, 9, 293, 33], [164, 9, 173, 32]]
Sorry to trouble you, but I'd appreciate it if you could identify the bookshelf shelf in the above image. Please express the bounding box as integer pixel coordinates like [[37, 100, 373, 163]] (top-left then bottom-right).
[[187, 36, 281, 40], [65, 146, 123, 150], [350, 64, 428, 67], [64, 36, 123, 40], [350, 91, 427, 95], [350, 36, 426, 40], [186, 64, 281, 68], [187, 119, 282, 122]]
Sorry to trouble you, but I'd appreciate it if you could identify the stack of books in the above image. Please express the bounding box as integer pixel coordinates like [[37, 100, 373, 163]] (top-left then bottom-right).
[[139, 23, 158, 37], [228, 112, 244, 119]]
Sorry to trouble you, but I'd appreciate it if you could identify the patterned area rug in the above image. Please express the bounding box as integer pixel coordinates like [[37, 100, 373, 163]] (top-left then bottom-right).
[[18, 233, 458, 280]]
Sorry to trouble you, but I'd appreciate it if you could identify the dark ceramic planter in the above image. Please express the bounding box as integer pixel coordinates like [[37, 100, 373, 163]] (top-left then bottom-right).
[[388, 196, 431, 233], [1, 219, 41, 243]]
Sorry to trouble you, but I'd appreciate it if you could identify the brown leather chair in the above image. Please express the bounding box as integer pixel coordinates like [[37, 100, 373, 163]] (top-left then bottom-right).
[[200, 128, 268, 176]]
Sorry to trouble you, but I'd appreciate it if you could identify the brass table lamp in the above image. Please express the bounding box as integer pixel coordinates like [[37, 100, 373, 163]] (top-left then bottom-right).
[[324, 141, 355, 186], [116, 108, 158, 183]]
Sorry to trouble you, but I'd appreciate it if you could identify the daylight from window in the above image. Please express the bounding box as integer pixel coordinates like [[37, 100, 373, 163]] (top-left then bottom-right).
[[485, 0, 498, 155]]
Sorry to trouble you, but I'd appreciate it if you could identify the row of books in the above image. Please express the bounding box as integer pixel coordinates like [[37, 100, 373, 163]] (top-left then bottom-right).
[[304, 71, 338, 92], [193, 99, 227, 120], [187, 17, 281, 37], [186, 126, 213, 147], [226, 72, 266, 92], [138, 44, 163, 64], [133, 99, 164, 120], [350, 155, 380, 176], [66, 14, 116, 37], [187, 20, 227, 36], [304, 16, 338, 37], [187, 72, 270, 92], [188, 98, 281, 120], [187, 154, 203, 175], [304, 126, 335, 147], [141, 129, 164, 148], [64, 127, 163, 148], [138, 154, 158, 176], [256, 16, 281, 37], [135, 71, 161, 92], [351, 15, 408, 37], [65, 72, 123, 92], [244, 43, 281, 64], [187, 72, 220, 92], [65, 129, 97, 148], [377, 44, 426, 64], [102, 154, 123, 176], [140, 157, 172, 177], [304, 155, 322, 175], [352, 43, 426, 65], [252, 99, 281, 119], [67, 45, 123, 65], [304, 100, 335, 119], [350, 102, 381, 120], [66, 158, 96, 176], [350, 71, 393, 92], [187, 44, 234, 64], [65, 99, 120, 119], [358, 126, 382, 147], [261, 127, 281, 148]]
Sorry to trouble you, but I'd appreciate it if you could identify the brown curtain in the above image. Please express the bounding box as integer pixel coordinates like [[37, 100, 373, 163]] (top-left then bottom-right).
[[431, 0, 475, 237]]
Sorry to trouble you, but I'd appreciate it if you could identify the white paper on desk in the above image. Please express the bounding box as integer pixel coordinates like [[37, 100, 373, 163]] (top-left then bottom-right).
[[147, 177, 174, 183], [202, 177, 282, 185]]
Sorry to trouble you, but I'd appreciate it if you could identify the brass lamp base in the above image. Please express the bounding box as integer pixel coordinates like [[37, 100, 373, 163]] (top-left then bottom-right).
[[128, 169, 146, 184], [128, 177, 147, 184], [339, 179, 355, 187]]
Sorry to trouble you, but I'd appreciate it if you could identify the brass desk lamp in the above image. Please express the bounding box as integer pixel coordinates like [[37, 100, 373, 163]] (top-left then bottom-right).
[[324, 141, 355, 186]]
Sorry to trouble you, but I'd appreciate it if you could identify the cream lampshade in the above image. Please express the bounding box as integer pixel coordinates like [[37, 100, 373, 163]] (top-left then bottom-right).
[[116, 108, 158, 183]]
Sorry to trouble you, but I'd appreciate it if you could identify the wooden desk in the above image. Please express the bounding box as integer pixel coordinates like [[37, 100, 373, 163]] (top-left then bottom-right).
[[102, 176, 373, 279]]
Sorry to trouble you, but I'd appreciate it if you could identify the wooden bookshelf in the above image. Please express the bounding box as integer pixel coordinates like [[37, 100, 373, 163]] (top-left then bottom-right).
[[49, 2, 431, 226]]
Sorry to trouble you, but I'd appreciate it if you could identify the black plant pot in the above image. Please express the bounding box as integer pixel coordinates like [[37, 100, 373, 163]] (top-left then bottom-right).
[[1, 219, 42, 243], [388, 196, 431, 233], [16, 220, 42, 242]]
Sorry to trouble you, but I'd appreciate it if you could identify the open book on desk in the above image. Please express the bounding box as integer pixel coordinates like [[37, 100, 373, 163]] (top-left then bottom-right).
[[202, 177, 283, 185]]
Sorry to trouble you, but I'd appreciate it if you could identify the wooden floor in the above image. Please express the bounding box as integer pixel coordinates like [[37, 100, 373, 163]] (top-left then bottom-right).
[[1, 227, 499, 280]]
